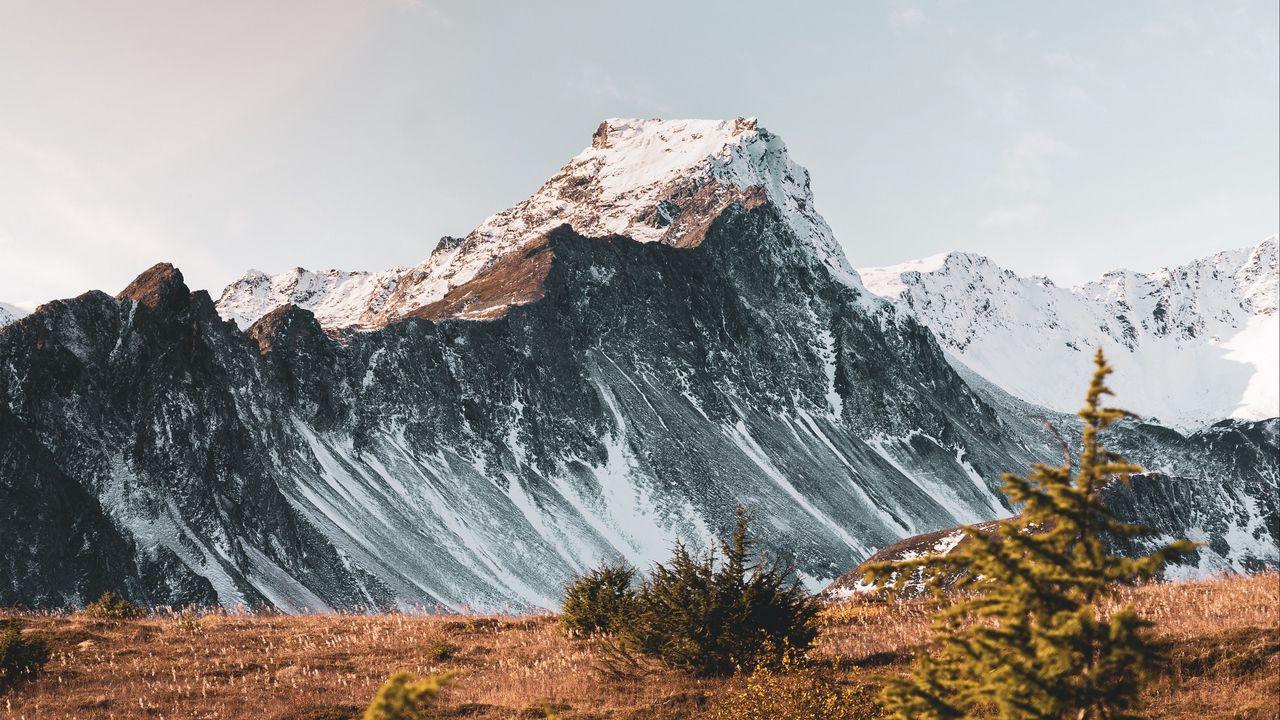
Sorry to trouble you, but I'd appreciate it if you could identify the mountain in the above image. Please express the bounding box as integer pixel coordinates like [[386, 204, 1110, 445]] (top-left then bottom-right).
[[1, 119, 1275, 612], [0, 302, 28, 327], [859, 238, 1278, 430], [217, 118, 861, 330]]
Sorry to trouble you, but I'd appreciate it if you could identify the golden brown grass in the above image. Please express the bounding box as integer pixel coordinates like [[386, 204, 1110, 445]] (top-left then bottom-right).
[[1, 573, 1275, 720]]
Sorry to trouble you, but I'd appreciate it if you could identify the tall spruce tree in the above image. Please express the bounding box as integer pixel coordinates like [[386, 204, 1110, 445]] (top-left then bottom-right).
[[867, 349, 1196, 719]]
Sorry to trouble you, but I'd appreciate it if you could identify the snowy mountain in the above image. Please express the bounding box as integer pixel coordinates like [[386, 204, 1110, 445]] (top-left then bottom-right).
[[0, 302, 28, 327], [217, 118, 862, 330], [2, 119, 1275, 612], [859, 237, 1279, 430]]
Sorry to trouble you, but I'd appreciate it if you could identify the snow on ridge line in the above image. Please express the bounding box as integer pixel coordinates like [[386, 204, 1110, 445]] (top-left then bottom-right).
[[217, 266, 406, 331], [858, 235, 1280, 429], [215, 117, 862, 330], [0, 301, 30, 328], [862, 236, 1277, 307]]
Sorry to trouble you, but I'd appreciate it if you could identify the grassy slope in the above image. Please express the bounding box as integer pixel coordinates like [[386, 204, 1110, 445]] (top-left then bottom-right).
[[2, 573, 1276, 720]]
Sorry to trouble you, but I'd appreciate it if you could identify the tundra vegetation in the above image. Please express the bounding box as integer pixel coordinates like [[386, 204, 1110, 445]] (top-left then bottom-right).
[[0, 574, 1273, 718]]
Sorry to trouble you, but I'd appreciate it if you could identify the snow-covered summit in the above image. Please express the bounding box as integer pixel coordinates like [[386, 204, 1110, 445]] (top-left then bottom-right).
[[217, 266, 407, 334], [471, 118, 854, 276], [860, 236, 1279, 429], [0, 302, 29, 328], [217, 118, 859, 330]]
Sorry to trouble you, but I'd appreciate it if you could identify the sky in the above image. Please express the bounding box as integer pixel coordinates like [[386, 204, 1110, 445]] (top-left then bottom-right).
[[1, 0, 1276, 308]]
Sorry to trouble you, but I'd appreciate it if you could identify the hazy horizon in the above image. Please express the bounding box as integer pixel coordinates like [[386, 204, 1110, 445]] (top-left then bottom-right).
[[1, 1, 1276, 308]]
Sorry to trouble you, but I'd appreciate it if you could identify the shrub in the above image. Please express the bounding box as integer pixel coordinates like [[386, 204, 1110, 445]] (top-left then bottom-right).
[[363, 671, 453, 720], [424, 639, 458, 662], [710, 652, 882, 720], [175, 608, 203, 634], [0, 619, 50, 690], [561, 561, 637, 637], [623, 507, 820, 676], [83, 591, 144, 619]]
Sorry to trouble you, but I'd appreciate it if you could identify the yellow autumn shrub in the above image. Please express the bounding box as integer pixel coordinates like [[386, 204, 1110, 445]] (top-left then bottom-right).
[[709, 651, 881, 720], [363, 671, 453, 720]]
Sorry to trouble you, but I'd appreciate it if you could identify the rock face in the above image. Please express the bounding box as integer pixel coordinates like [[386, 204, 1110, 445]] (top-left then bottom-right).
[[2, 119, 1276, 611], [822, 417, 1280, 600], [859, 237, 1279, 429]]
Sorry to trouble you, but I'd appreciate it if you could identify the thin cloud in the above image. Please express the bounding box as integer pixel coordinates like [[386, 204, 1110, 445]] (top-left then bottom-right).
[[563, 62, 670, 113], [995, 131, 1075, 193], [890, 6, 926, 29], [566, 63, 626, 102], [981, 203, 1042, 228]]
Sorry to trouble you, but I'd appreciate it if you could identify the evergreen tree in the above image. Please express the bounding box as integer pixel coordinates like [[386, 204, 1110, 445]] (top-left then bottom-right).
[[582, 506, 820, 676], [0, 619, 49, 689], [630, 506, 819, 675], [867, 349, 1195, 719], [561, 561, 637, 637]]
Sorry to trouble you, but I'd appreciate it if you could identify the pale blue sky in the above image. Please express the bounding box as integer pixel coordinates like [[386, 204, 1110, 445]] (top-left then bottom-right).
[[1, 0, 1276, 307]]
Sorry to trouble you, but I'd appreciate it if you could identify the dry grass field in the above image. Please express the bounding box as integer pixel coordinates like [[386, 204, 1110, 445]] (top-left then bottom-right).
[[2, 573, 1276, 720]]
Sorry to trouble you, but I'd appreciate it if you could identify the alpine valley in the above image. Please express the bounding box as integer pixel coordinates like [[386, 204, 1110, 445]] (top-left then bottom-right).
[[1, 119, 1275, 611]]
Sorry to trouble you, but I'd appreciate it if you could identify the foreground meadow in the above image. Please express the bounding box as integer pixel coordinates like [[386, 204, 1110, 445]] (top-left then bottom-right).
[[2, 573, 1276, 720]]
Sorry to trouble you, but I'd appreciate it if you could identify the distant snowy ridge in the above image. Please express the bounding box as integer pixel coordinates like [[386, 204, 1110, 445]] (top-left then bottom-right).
[[218, 117, 861, 330], [217, 267, 407, 333], [860, 236, 1279, 429], [0, 302, 29, 327]]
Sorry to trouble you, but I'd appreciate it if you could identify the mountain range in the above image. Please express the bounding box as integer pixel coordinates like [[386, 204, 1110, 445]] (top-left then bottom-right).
[[860, 238, 1277, 430], [1, 118, 1275, 611]]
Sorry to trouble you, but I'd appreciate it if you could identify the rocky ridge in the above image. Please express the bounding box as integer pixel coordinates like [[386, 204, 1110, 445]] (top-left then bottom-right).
[[859, 237, 1279, 429]]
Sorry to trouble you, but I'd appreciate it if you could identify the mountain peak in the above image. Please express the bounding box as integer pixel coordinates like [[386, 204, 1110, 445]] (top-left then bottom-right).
[[859, 250, 1007, 299], [117, 262, 190, 313], [590, 117, 758, 151], [464, 117, 853, 265], [217, 118, 862, 330]]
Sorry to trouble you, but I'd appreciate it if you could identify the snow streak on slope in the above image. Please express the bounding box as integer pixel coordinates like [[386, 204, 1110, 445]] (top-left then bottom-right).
[[216, 118, 862, 330], [860, 236, 1279, 429], [0, 302, 28, 327]]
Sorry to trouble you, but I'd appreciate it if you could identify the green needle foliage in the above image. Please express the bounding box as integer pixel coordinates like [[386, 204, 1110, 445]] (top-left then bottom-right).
[[0, 619, 49, 690], [628, 507, 819, 676], [564, 507, 820, 676], [561, 561, 637, 637], [866, 349, 1196, 720], [363, 671, 454, 720], [83, 591, 144, 620]]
